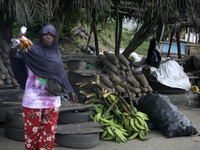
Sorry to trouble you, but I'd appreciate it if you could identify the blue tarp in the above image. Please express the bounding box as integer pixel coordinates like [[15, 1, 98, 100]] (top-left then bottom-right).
[[161, 43, 186, 54]]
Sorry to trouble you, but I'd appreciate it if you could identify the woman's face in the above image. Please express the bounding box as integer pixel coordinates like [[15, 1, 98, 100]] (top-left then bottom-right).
[[42, 32, 54, 47]]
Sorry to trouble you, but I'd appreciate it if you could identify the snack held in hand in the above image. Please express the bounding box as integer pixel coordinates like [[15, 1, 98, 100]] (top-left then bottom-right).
[[19, 37, 33, 51], [11, 26, 33, 52]]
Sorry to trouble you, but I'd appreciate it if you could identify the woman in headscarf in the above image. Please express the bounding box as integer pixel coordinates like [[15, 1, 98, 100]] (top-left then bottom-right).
[[9, 24, 77, 150]]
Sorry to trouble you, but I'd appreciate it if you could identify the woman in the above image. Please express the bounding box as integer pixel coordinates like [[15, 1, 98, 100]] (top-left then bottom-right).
[[9, 24, 77, 150]]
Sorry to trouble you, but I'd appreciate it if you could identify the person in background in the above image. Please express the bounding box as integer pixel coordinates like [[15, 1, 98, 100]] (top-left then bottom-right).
[[9, 24, 77, 150]]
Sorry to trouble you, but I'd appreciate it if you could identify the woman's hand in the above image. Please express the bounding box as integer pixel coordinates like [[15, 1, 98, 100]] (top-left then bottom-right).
[[69, 92, 78, 104]]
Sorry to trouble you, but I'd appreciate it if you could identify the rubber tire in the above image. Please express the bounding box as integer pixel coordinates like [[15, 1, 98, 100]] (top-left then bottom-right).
[[58, 109, 93, 124], [5, 109, 24, 129], [55, 132, 99, 149], [5, 125, 25, 142]]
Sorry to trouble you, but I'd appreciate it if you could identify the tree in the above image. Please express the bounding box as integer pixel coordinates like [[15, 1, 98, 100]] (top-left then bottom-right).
[[0, 0, 60, 43], [119, 0, 200, 58]]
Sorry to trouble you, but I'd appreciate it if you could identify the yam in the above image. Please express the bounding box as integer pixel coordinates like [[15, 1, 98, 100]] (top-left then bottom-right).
[[0, 39, 8, 54], [6, 64, 14, 77], [1, 51, 9, 59], [103, 51, 119, 65], [0, 72, 5, 80], [109, 74, 121, 83], [100, 82, 115, 92], [119, 62, 127, 70], [139, 85, 148, 93], [2, 58, 10, 65], [133, 72, 149, 88], [120, 70, 126, 76], [71, 26, 80, 32], [115, 64, 120, 69], [126, 70, 132, 76], [103, 58, 118, 73], [131, 92, 136, 98], [136, 93, 142, 98], [6, 79, 11, 84], [115, 69, 120, 75], [141, 93, 147, 96], [147, 85, 153, 93], [10, 77, 18, 85], [115, 85, 126, 93], [116, 54, 129, 67], [127, 83, 140, 93], [126, 75, 140, 87], [0, 79, 4, 85], [102, 67, 115, 76], [100, 74, 113, 88], [5, 73, 10, 80], [0, 59, 8, 74]]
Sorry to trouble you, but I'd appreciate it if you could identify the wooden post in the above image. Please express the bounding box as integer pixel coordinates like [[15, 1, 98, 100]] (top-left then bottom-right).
[[159, 23, 165, 47], [176, 31, 182, 59], [167, 30, 174, 57], [85, 26, 93, 55], [92, 10, 99, 55], [187, 28, 190, 55], [117, 14, 123, 54], [115, 3, 119, 54]]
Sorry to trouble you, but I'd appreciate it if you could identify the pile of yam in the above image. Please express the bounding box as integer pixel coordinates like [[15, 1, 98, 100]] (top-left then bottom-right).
[[100, 51, 153, 100], [0, 39, 19, 88], [71, 25, 90, 40]]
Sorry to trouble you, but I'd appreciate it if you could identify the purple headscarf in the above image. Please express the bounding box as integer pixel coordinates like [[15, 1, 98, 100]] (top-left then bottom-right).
[[10, 24, 74, 94]]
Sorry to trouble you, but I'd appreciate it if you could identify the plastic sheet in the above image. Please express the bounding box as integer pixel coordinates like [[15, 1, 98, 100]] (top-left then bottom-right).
[[145, 37, 161, 68], [150, 59, 191, 91]]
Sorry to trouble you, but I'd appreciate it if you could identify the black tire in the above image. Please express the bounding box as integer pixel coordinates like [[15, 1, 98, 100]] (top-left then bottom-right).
[[5, 109, 24, 129], [58, 109, 93, 124], [4, 125, 25, 142], [55, 132, 99, 149], [88, 45, 96, 52]]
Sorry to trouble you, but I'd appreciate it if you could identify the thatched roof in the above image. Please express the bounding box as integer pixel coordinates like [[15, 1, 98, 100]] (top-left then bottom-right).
[[117, 0, 200, 31], [74, 0, 200, 32], [2, 0, 200, 31]]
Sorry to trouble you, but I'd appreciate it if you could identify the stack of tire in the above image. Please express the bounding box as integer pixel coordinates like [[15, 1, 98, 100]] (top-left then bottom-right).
[[4, 108, 24, 142], [4, 108, 99, 149], [55, 108, 100, 149]]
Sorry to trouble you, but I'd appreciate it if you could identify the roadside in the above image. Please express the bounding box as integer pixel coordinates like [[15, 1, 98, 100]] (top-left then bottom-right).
[[0, 107, 199, 150]]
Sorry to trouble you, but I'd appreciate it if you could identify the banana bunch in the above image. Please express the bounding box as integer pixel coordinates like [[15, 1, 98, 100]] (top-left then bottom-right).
[[91, 111, 128, 143], [89, 101, 150, 142], [101, 126, 128, 143], [78, 75, 151, 142], [123, 109, 150, 141]]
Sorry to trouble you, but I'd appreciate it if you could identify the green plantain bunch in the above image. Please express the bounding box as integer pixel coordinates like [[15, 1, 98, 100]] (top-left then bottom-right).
[[77, 75, 151, 143]]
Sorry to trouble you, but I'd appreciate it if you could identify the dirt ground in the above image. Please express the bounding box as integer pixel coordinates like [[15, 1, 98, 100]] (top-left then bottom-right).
[[0, 107, 199, 150]]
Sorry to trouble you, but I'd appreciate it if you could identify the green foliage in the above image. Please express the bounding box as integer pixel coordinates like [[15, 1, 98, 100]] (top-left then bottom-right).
[[13, 22, 20, 38], [128, 55, 135, 61], [121, 29, 133, 48], [135, 41, 149, 56]]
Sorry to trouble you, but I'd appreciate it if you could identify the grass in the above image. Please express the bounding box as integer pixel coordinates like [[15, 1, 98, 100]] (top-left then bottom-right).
[[135, 41, 149, 56], [59, 21, 149, 57]]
